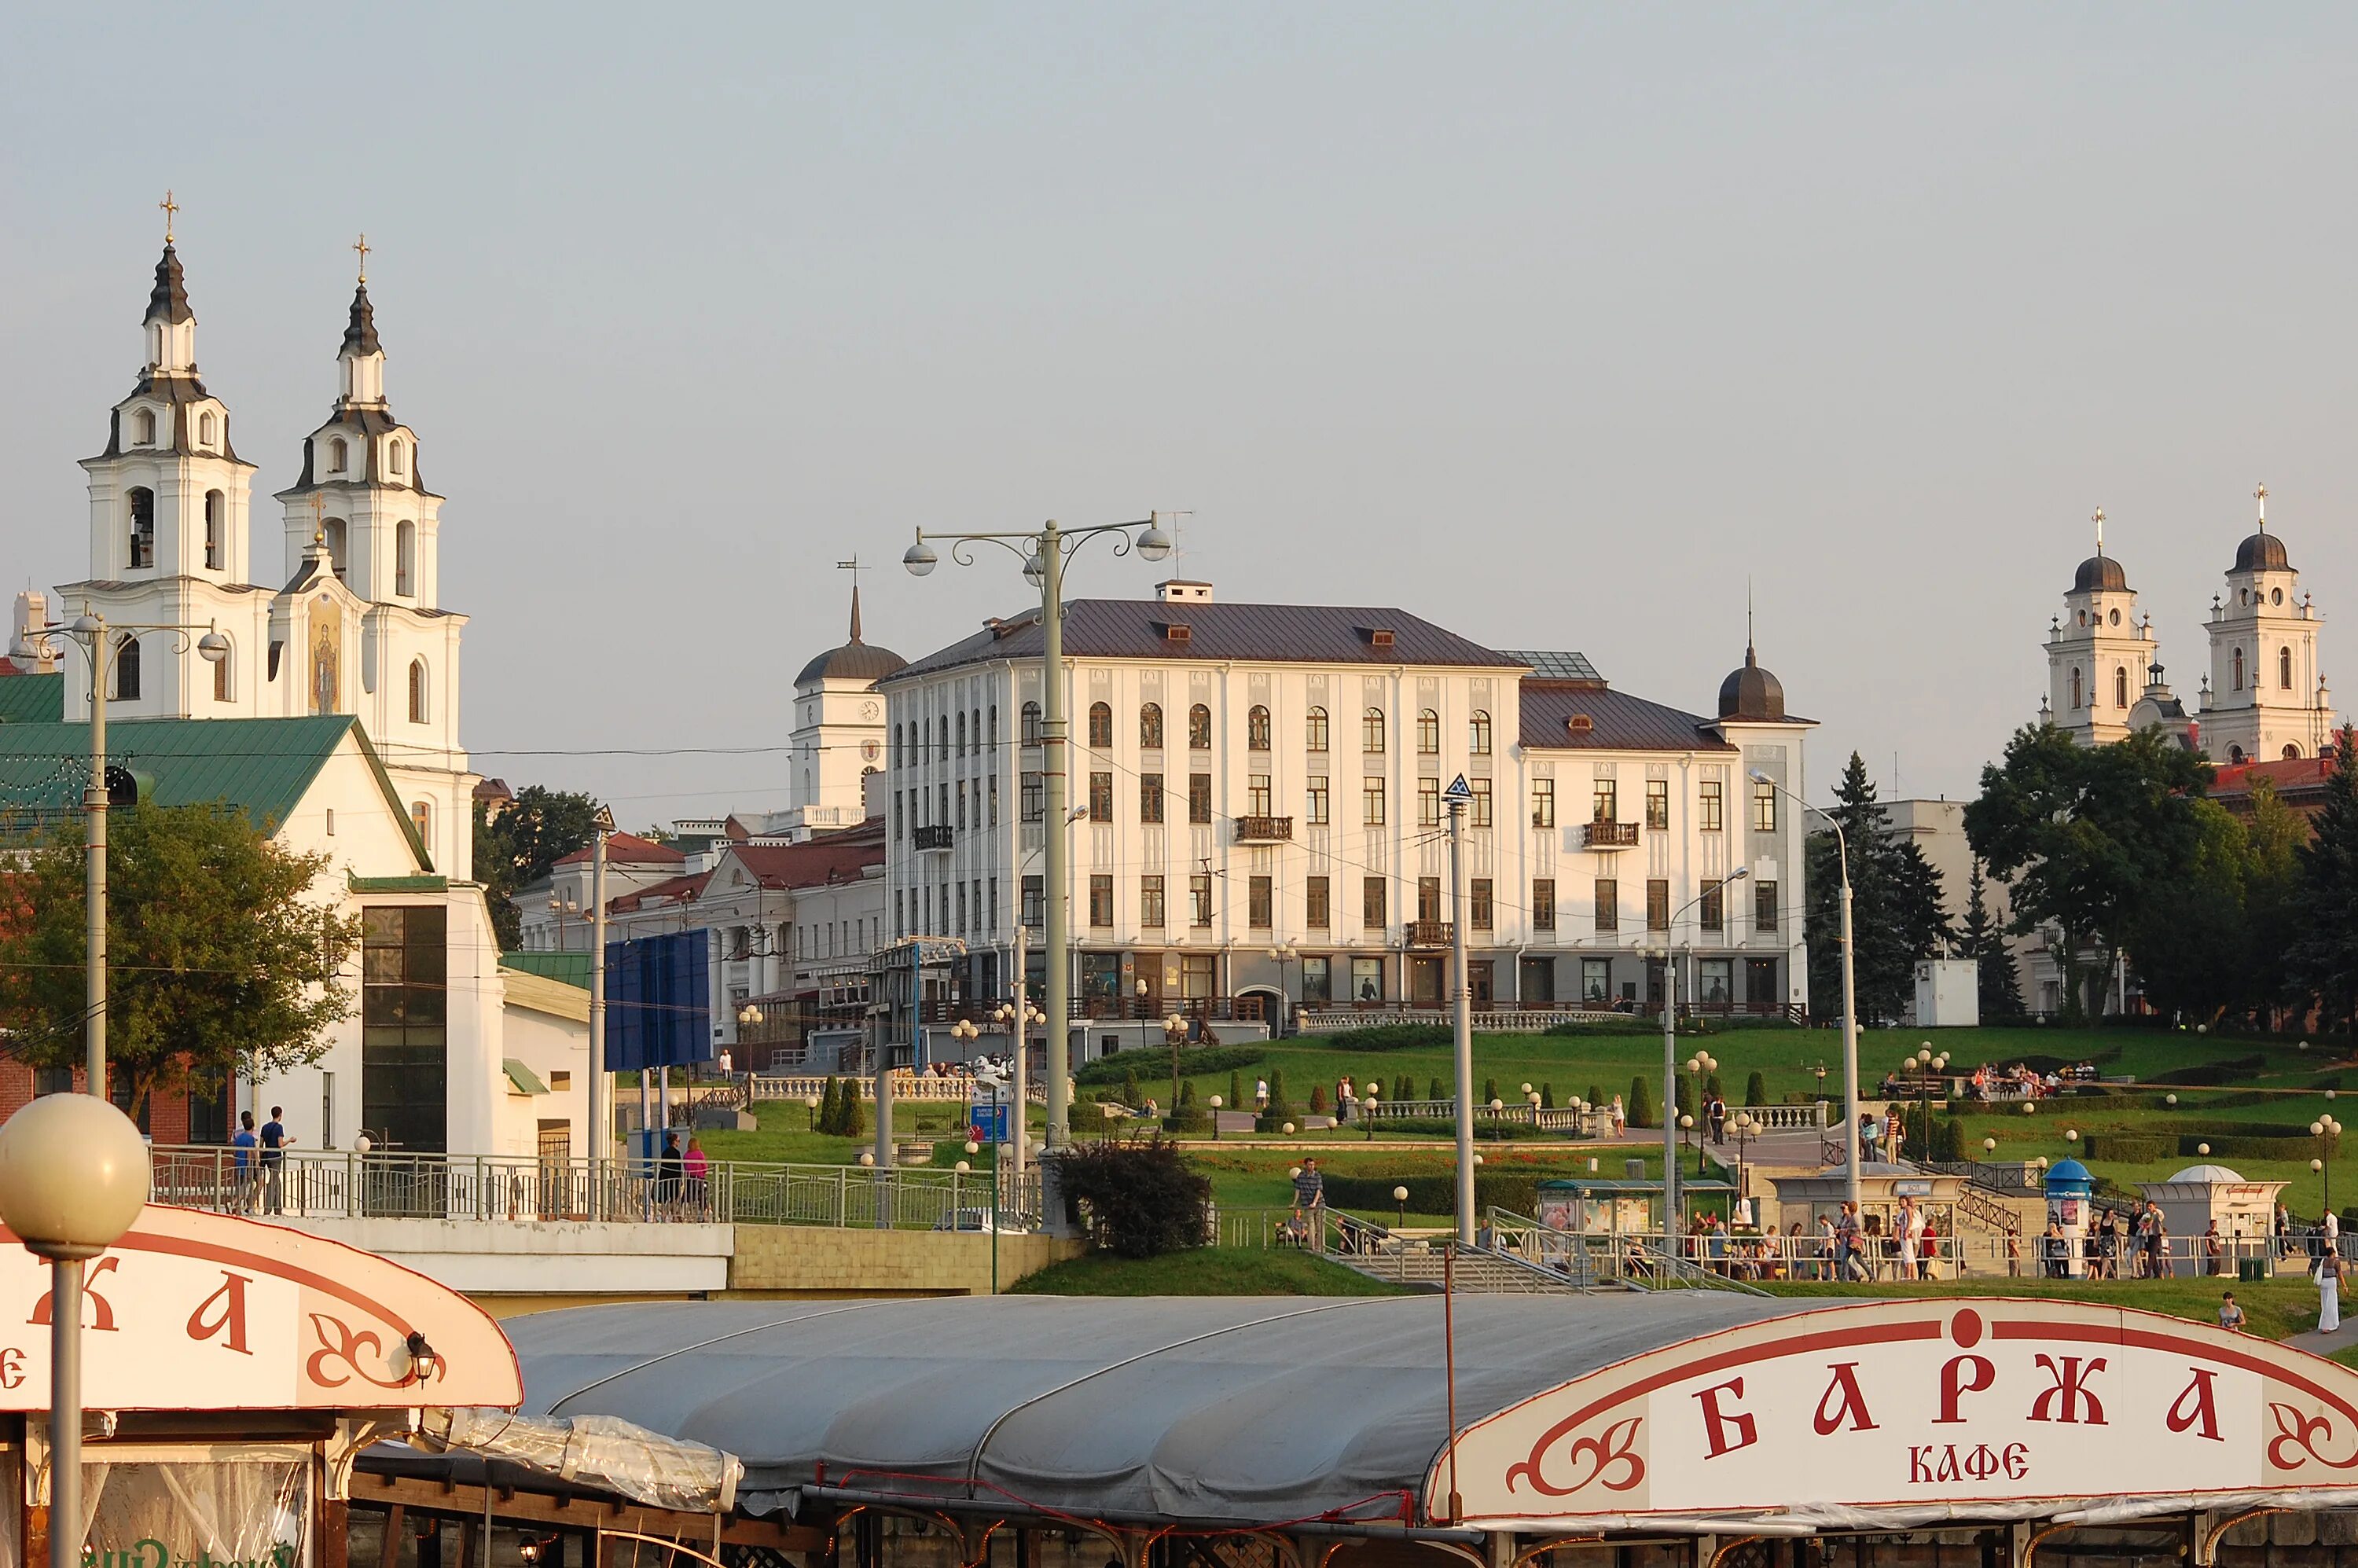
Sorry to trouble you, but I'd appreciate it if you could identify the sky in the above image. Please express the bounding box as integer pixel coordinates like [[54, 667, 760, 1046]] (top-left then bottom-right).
[[5, 6, 2356, 827]]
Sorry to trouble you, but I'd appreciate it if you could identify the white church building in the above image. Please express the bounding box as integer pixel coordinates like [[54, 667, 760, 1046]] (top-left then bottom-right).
[[0, 235, 586, 1162]]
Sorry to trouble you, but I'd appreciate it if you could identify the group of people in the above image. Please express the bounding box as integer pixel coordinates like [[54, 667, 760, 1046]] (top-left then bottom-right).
[[652, 1130, 713, 1219], [1963, 1061, 2096, 1101], [227, 1106, 295, 1213], [1659, 1198, 1945, 1282]]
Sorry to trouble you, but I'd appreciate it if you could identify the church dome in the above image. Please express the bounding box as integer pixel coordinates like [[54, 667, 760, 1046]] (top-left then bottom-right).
[[2073, 554, 2128, 593], [1717, 644, 1786, 722], [2234, 531, 2291, 574], [794, 586, 905, 688]]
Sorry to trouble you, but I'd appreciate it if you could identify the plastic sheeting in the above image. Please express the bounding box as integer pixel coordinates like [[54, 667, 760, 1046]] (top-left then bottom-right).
[[81, 1460, 309, 1568], [500, 1293, 1803, 1526], [420, 1408, 742, 1514]]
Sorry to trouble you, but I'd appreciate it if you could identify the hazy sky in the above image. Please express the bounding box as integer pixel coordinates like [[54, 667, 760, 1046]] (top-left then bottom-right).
[[6, 7, 2356, 826]]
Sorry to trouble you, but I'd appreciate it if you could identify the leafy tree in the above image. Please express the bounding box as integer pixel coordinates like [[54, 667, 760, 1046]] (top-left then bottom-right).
[[473, 784, 605, 949], [1958, 861, 2025, 1019], [2290, 730, 2358, 1030], [2121, 799, 2261, 1024], [1805, 753, 1953, 1021], [1966, 723, 2212, 1019], [1052, 1136, 1212, 1258], [1627, 1075, 1654, 1128], [0, 804, 360, 1124]]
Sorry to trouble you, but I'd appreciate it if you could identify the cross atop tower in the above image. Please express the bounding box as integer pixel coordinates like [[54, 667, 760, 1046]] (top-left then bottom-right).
[[836, 557, 865, 641], [159, 189, 178, 244], [352, 233, 369, 284], [2093, 506, 2106, 555], [2256, 481, 2268, 534]]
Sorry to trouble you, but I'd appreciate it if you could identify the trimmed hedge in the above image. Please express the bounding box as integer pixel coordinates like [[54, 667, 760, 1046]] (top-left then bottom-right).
[[2182, 1121, 2331, 1142], [2081, 1134, 2168, 1162], [1320, 1023, 1451, 1052], [1371, 1118, 1562, 1140], [1075, 1045, 1264, 1088], [1325, 1173, 1547, 1214], [2147, 1054, 2266, 1088], [2178, 1133, 2320, 1160], [1541, 1018, 1659, 1037]]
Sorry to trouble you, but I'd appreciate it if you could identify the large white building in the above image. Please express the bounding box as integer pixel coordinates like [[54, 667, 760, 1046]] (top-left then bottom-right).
[[877, 581, 1813, 1052], [6, 237, 586, 1161]]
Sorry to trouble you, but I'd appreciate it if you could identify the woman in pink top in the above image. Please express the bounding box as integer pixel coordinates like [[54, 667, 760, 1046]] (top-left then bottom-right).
[[684, 1137, 711, 1220]]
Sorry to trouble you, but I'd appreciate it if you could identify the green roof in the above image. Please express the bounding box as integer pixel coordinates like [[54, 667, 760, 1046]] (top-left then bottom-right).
[[0, 715, 430, 870], [501, 950, 592, 990], [351, 875, 449, 893], [502, 1058, 550, 1096], [0, 674, 64, 725]]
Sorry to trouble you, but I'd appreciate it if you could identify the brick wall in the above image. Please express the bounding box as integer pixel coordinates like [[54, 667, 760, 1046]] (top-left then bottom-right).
[[0, 1059, 203, 1144], [729, 1225, 1084, 1295]]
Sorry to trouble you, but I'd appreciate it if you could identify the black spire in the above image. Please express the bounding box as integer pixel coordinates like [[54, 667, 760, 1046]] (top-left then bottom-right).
[[848, 583, 864, 643], [145, 244, 193, 326], [340, 281, 382, 357]]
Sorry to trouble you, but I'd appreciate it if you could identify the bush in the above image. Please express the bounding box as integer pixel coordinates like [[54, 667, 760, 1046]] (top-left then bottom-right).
[[1161, 1106, 1213, 1134], [1745, 1072, 1768, 1108], [1323, 1022, 1451, 1051], [1675, 1076, 1693, 1118], [1075, 1045, 1264, 1088], [1121, 1068, 1142, 1108], [1395, 1074, 1415, 1103], [1483, 1077, 1499, 1104], [1052, 1137, 1212, 1258], [2147, 1055, 2267, 1088], [1230, 1070, 1244, 1110], [2082, 1134, 2168, 1162], [1325, 1172, 1549, 1214], [1588, 1083, 1606, 1109], [1628, 1076, 1655, 1129], [1706, 1074, 1724, 1103], [1541, 1083, 1556, 1109], [2178, 1133, 2319, 1159], [1309, 1084, 1328, 1114], [1430, 1077, 1447, 1101], [1373, 1118, 1561, 1140], [1541, 1017, 1658, 1037]]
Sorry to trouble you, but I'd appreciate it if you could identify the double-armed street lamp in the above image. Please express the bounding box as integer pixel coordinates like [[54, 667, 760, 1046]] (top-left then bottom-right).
[[991, 997, 1045, 1182], [1908, 1044, 1950, 1161], [1642, 873, 1746, 1223], [1266, 942, 1299, 1037], [905, 515, 1176, 1153], [2316, 1114, 2343, 1210], [30, 611, 229, 1100], [1752, 768, 1861, 1209]]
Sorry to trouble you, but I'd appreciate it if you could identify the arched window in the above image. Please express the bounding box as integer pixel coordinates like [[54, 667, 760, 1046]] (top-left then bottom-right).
[[2281, 647, 2294, 689], [1362, 707, 1386, 754], [2229, 745, 2247, 764], [1470, 710, 1493, 756], [212, 637, 232, 703], [1087, 702, 1112, 748], [1140, 703, 1163, 749], [114, 634, 141, 702], [1188, 703, 1213, 750], [323, 518, 347, 579], [2070, 667, 2083, 710], [939, 714, 949, 757], [395, 520, 415, 597], [131, 409, 156, 445], [2284, 744, 2303, 760], [408, 659, 431, 724], [197, 411, 215, 446], [1247, 705, 1271, 750], [127, 488, 155, 569], [411, 800, 432, 846], [957, 711, 969, 755], [2232, 647, 2245, 692], [1021, 701, 1041, 745], [1306, 706, 1329, 752], [2114, 666, 2128, 708], [328, 437, 348, 474], [1416, 708, 1441, 754], [389, 440, 406, 476], [201, 490, 224, 571]]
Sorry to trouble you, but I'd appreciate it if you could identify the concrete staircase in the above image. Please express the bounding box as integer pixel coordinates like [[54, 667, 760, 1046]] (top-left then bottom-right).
[[1330, 1242, 1590, 1294]]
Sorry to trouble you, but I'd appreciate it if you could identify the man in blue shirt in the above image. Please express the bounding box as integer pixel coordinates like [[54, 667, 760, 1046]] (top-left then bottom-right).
[[230, 1111, 259, 1213], [259, 1106, 294, 1214]]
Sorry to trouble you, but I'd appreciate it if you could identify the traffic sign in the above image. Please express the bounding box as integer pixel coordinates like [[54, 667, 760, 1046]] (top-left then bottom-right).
[[1442, 774, 1473, 805]]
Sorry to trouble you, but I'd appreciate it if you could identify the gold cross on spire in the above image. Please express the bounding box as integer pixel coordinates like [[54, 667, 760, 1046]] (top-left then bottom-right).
[[2092, 506, 2105, 554], [159, 189, 178, 244], [2255, 481, 2268, 532], [352, 233, 369, 283]]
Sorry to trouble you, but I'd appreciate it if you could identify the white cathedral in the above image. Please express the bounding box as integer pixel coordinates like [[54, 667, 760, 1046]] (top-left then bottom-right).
[[2042, 489, 2338, 765], [62, 237, 472, 872]]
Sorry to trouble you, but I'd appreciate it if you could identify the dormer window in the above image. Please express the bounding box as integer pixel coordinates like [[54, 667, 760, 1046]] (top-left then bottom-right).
[[131, 409, 156, 446], [389, 440, 406, 476], [328, 437, 348, 474]]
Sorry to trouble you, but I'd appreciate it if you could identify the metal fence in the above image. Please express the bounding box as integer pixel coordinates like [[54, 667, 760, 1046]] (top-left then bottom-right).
[[147, 1145, 1041, 1232]]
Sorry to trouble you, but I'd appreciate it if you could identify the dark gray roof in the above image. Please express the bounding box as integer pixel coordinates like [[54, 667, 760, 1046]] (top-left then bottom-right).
[[1519, 681, 1735, 751], [145, 244, 193, 325], [86, 373, 250, 468], [341, 281, 383, 357], [887, 600, 1523, 683], [2073, 553, 2129, 593], [1717, 643, 1786, 721], [796, 586, 908, 685], [2235, 531, 2292, 574]]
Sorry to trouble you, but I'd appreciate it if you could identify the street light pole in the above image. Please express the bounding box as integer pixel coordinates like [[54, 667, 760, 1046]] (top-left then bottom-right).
[[1448, 791, 1475, 1247], [588, 807, 613, 1210], [1752, 769, 1860, 1210], [905, 514, 1172, 1151], [1646, 874, 1745, 1229], [47, 613, 229, 1103]]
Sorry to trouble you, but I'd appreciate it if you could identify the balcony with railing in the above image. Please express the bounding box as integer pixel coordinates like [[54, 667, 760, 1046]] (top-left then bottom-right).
[[913, 823, 955, 852], [1582, 819, 1640, 849], [1233, 815, 1293, 843], [1405, 920, 1454, 947]]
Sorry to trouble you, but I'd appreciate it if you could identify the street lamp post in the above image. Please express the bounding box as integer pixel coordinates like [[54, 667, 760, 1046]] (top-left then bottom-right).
[[1908, 1045, 1949, 1162], [1642, 874, 1746, 1227], [1266, 942, 1298, 1037], [2314, 1116, 2343, 1211], [1752, 769, 1860, 1210], [0, 1094, 152, 1568], [906, 515, 1173, 1151], [41, 613, 230, 1101]]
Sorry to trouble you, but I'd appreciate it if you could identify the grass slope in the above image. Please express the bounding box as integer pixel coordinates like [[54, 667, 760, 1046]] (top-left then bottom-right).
[[1010, 1246, 1412, 1297], [1759, 1275, 2320, 1339]]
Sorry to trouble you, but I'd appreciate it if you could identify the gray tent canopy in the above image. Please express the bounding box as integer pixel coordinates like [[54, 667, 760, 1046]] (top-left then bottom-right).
[[503, 1294, 1806, 1526]]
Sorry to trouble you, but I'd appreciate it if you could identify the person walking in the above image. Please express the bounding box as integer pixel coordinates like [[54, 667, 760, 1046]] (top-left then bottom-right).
[[2275, 1202, 2293, 1262], [683, 1136, 711, 1220], [1611, 1094, 1627, 1136], [2006, 1228, 2022, 1279], [658, 1131, 685, 1218], [1919, 1217, 1941, 1281], [259, 1106, 293, 1214], [2322, 1241, 2346, 1335], [2204, 1221, 2224, 1277], [231, 1111, 260, 1214], [1707, 1093, 1728, 1147], [1255, 1078, 1271, 1114]]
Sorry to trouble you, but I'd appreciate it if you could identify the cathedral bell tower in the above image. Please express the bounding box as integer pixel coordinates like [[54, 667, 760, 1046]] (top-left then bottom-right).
[[2043, 509, 2156, 746], [2201, 484, 2332, 764]]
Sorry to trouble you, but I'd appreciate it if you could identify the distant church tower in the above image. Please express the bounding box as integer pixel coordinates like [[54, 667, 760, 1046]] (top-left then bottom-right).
[[2199, 484, 2334, 764], [2043, 509, 2157, 745], [783, 574, 905, 838]]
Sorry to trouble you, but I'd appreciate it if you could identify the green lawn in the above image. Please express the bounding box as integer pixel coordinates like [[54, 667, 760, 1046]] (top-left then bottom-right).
[[1759, 1274, 2321, 1339], [1011, 1245, 1410, 1297]]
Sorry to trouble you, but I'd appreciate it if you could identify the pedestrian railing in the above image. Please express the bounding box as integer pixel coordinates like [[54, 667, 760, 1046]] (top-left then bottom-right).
[[146, 1145, 1034, 1232], [748, 1074, 1045, 1105]]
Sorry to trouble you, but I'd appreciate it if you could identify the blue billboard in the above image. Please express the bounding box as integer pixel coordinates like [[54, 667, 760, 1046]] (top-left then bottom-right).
[[603, 931, 714, 1071]]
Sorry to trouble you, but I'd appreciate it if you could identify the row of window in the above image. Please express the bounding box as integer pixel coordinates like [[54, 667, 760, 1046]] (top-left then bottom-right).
[[2068, 645, 2300, 711], [122, 490, 420, 595], [894, 872, 1780, 942], [106, 629, 434, 725], [125, 414, 407, 481], [897, 707, 1001, 767], [1077, 702, 1495, 757]]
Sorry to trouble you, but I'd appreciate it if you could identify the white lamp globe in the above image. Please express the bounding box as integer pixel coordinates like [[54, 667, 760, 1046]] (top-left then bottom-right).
[[1982, 1137, 1996, 1153], [1282, 1122, 1296, 1135], [0, 1095, 151, 1260], [964, 1140, 980, 1155], [954, 1161, 971, 1174], [858, 1151, 876, 1167], [2198, 1143, 2212, 1155], [1393, 1185, 1409, 1203], [353, 1133, 374, 1155]]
